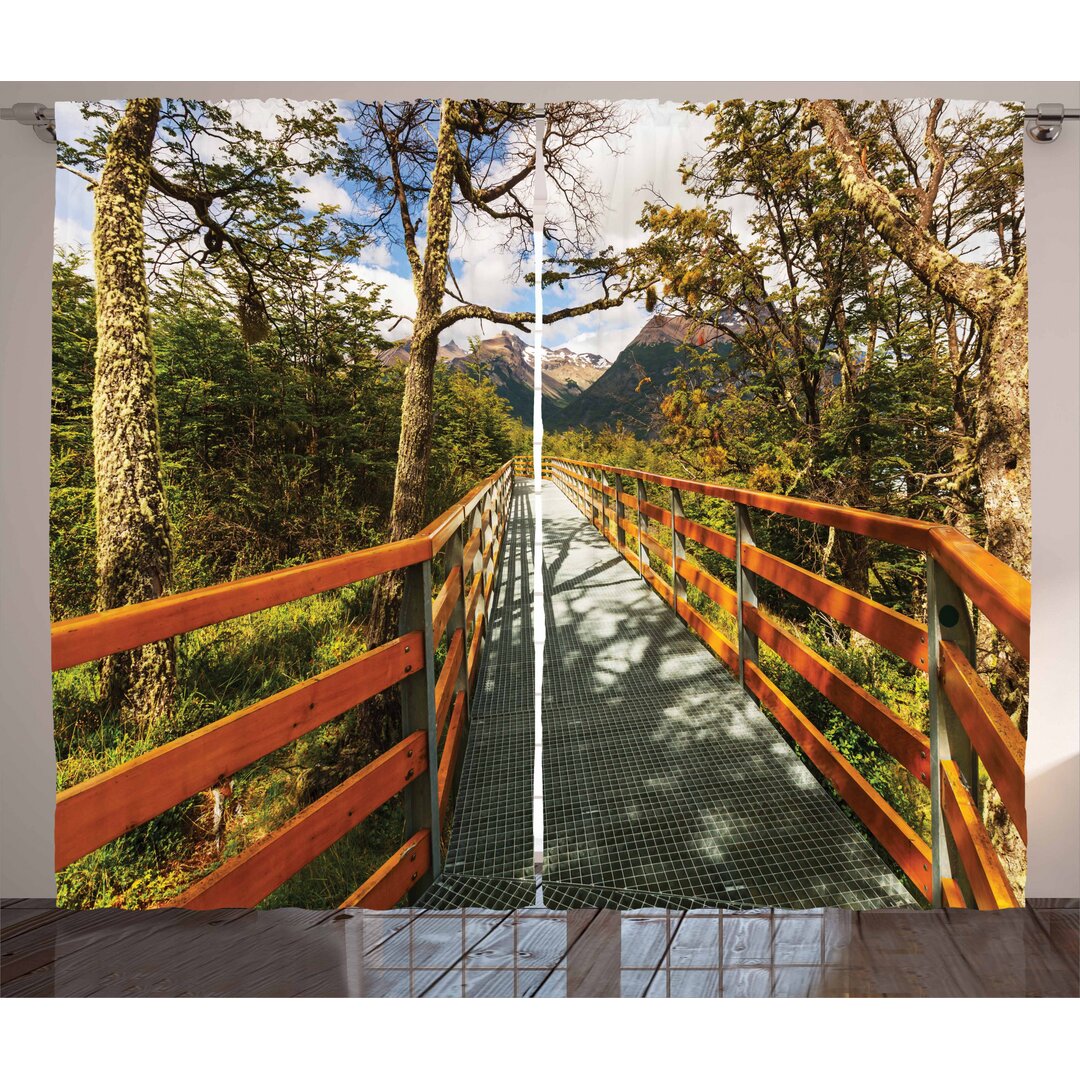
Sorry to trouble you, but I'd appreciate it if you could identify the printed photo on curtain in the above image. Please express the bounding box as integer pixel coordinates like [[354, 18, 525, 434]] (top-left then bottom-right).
[[50, 98, 549, 909], [537, 98, 1029, 911], [50, 97, 1029, 916]]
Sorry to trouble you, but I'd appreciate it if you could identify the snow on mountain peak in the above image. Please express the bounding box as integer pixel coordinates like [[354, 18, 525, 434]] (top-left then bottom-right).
[[523, 343, 611, 369]]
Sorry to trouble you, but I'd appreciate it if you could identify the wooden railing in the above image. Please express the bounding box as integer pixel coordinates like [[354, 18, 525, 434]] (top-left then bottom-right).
[[52, 461, 515, 910], [513, 456, 529, 478], [546, 456, 1030, 910]]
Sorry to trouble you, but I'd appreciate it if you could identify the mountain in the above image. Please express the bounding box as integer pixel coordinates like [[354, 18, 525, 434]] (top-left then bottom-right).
[[549, 313, 741, 434], [525, 343, 610, 406], [377, 337, 468, 368], [378, 331, 611, 421]]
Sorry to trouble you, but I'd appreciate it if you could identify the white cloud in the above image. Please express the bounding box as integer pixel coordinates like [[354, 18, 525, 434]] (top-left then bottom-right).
[[358, 242, 394, 269], [449, 213, 530, 312], [54, 215, 93, 252], [546, 299, 648, 362], [347, 265, 416, 337], [546, 99, 715, 255], [293, 171, 351, 213]]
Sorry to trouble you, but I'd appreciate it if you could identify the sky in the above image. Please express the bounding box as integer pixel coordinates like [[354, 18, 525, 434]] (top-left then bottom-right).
[[53, 98, 714, 364], [54, 97, 1010, 365]]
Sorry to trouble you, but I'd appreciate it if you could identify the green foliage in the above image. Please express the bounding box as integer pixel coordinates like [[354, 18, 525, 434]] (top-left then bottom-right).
[[51, 247, 521, 908], [50, 252, 99, 617]]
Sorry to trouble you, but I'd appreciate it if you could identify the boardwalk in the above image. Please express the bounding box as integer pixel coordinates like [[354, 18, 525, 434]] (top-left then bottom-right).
[[422, 479, 537, 909], [426, 479, 915, 911]]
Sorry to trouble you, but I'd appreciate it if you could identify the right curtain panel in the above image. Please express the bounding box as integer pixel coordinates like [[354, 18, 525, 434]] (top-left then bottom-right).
[[539, 98, 1028, 911]]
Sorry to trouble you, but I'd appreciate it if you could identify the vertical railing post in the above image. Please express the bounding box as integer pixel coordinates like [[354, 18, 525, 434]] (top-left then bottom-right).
[[670, 485, 686, 617], [480, 490, 494, 624], [589, 467, 599, 531], [468, 500, 485, 637], [600, 468, 610, 542], [926, 554, 978, 907], [635, 478, 647, 579], [735, 504, 759, 688], [398, 556, 441, 899], [446, 516, 470, 717], [614, 473, 626, 551]]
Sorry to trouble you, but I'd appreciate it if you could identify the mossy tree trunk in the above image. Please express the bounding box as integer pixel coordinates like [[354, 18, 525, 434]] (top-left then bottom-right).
[[809, 99, 1030, 579], [91, 97, 175, 729], [364, 100, 461, 750]]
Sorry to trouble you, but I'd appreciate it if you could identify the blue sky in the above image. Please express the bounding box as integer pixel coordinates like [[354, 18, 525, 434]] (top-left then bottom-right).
[[55, 99, 1012, 362], [54, 98, 715, 363]]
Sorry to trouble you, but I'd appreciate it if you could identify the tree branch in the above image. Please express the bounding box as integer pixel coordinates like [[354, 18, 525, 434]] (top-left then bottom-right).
[[437, 303, 534, 332], [56, 161, 99, 189], [374, 104, 423, 282], [807, 99, 1013, 329]]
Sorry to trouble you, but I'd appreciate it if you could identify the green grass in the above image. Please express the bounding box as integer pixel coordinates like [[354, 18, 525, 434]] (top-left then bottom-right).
[[54, 583, 408, 910]]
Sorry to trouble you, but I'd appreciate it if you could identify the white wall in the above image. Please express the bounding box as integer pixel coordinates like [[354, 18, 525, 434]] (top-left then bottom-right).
[[2, 80, 1077, 900]]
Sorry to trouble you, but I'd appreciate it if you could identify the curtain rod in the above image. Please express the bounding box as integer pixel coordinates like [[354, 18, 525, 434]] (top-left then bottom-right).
[[5, 101, 1079, 146], [1, 103, 56, 143]]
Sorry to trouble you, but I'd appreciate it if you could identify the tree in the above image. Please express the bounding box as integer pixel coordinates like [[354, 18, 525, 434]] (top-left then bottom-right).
[[59, 99, 368, 726], [635, 100, 948, 598], [62, 99, 360, 344], [807, 99, 1029, 579], [90, 98, 174, 727], [338, 99, 646, 739]]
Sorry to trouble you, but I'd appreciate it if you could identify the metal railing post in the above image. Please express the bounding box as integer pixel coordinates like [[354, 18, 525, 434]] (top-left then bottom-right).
[[480, 491, 494, 626], [398, 557, 441, 899], [735, 504, 759, 688], [614, 473, 626, 551], [600, 468, 610, 541], [636, 478, 647, 578], [469, 500, 485, 633], [446, 518, 471, 717], [926, 554, 978, 908], [671, 486, 686, 617]]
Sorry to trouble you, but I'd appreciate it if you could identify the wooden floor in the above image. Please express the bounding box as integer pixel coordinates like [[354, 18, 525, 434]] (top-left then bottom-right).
[[3, 898, 1075, 997]]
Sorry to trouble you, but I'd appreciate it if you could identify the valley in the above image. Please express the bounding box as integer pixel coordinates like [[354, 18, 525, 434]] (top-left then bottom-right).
[[379, 313, 738, 431]]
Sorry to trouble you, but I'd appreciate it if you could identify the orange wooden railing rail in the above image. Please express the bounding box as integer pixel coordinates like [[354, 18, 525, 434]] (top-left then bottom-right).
[[546, 455, 1029, 910], [53, 461, 516, 911]]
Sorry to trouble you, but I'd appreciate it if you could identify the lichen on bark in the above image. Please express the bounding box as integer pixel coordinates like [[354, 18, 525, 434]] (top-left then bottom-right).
[[364, 99, 463, 751], [808, 98, 1030, 580], [91, 97, 175, 729]]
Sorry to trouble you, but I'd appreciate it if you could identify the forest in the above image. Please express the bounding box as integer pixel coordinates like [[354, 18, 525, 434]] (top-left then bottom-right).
[[52, 96, 1028, 907]]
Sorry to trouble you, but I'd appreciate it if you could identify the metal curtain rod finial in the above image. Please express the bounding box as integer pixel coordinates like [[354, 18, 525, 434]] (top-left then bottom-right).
[[0, 102, 56, 144], [1024, 103, 1080, 143]]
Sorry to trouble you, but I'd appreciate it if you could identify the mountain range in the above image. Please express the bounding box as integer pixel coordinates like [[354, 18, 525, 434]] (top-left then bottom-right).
[[378, 330, 612, 419], [551, 313, 742, 434], [379, 312, 741, 430]]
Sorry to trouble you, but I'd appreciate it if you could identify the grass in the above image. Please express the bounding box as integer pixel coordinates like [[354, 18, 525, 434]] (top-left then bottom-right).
[[54, 582, 409, 910]]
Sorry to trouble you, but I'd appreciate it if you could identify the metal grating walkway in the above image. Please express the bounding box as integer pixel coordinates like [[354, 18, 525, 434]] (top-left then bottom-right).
[[423, 478, 916, 911], [420, 479, 537, 909], [539, 480, 914, 910]]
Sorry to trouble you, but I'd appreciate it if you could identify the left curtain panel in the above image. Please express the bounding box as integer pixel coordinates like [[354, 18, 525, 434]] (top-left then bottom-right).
[[52, 99, 536, 909]]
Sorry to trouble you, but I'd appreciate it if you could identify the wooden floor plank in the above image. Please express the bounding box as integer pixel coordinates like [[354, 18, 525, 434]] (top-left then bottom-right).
[[2, 903, 1076, 997]]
